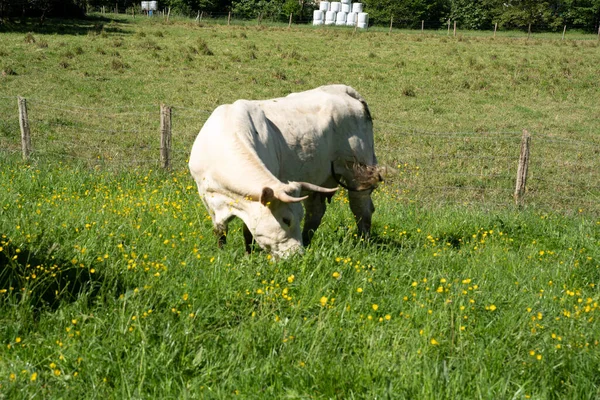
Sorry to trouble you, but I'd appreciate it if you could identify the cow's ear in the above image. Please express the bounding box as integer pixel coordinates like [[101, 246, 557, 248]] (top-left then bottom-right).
[[260, 187, 275, 206]]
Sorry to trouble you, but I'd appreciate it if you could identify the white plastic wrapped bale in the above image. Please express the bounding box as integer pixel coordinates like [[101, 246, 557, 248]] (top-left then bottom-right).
[[341, 3, 351, 13], [346, 12, 357, 26], [352, 3, 363, 13], [330, 2, 341, 12], [319, 1, 330, 12], [340, 0, 351, 4], [357, 12, 368, 28], [313, 10, 324, 25], [325, 10, 336, 25], [335, 11, 347, 25]]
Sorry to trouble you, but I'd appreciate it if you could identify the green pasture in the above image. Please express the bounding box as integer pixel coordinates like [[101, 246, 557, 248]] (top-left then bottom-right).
[[1, 15, 599, 398]]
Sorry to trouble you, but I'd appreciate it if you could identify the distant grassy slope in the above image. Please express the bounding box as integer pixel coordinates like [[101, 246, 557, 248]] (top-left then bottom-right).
[[0, 15, 598, 213]]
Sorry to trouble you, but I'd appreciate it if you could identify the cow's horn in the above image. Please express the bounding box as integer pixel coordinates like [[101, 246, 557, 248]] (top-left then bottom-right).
[[298, 182, 338, 194], [260, 186, 308, 205], [276, 191, 309, 204]]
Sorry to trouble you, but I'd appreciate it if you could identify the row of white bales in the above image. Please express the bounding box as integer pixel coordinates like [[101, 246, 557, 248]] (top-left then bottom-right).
[[313, 1, 368, 28]]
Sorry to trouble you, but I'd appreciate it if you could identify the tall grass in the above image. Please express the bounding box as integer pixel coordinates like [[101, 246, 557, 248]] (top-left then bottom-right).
[[0, 157, 599, 397]]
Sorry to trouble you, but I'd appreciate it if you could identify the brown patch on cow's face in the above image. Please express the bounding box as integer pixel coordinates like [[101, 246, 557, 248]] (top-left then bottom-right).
[[260, 187, 275, 206]]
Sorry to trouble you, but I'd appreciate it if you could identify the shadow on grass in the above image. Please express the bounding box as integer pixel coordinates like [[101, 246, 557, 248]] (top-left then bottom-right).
[[0, 236, 106, 314], [366, 231, 411, 251], [0, 15, 131, 35]]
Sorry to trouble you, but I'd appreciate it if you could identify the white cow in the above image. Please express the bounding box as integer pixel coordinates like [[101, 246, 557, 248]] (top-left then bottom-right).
[[189, 84, 383, 258]]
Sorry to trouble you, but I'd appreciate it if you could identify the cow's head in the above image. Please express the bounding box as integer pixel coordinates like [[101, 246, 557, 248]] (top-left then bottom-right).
[[245, 182, 337, 259]]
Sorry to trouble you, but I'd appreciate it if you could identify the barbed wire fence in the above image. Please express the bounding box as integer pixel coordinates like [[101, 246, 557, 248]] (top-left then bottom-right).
[[1, 95, 598, 215]]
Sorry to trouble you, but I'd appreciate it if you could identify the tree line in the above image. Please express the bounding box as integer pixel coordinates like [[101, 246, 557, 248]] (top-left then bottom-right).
[[2, 0, 599, 32]]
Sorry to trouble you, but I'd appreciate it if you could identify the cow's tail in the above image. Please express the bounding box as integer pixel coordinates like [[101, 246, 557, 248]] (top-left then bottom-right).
[[344, 86, 372, 122], [353, 162, 385, 190]]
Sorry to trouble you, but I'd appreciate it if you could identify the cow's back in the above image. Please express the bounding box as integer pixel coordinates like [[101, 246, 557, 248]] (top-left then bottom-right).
[[189, 84, 375, 193], [256, 85, 375, 183], [189, 101, 284, 199]]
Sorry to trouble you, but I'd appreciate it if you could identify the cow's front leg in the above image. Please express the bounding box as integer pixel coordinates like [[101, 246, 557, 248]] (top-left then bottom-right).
[[348, 191, 375, 238], [242, 223, 254, 254], [302, 193, 328, 246], [212, 213, 234, 249], [214, 222, 228, 248]]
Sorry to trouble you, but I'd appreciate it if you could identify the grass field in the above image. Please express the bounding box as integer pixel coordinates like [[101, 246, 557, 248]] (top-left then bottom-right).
[[1, 14, 599, 398]]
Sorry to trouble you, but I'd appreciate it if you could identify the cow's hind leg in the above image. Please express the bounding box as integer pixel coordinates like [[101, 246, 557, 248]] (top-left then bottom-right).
[[302, 193, 328, 246], [348, 191, 375, 238]]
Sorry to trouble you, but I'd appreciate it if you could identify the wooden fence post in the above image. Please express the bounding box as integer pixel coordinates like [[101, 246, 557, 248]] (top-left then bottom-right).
[[453, 21, 457, 37], [562, 25, 566, 40], [160, 104, 172, 169], [18, 96, 32, 161], [228, 11, 231, 25], [527, 23, 531, 40], [288, 13, 292, 29], [166, 7, 171, 22], [494, 23, 497, 38], [421, 20, 424, 33], [389, 15, 393, 34], [514, 129, 531, 206], [447, 19, 450, 35]]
